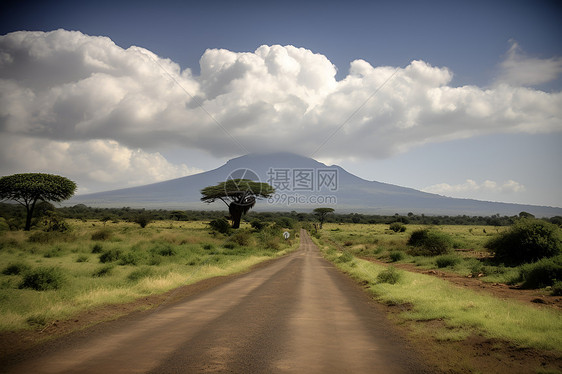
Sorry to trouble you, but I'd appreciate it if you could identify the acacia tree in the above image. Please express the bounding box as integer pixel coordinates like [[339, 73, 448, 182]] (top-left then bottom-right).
[[0, 173, 77, 231], [201, 179, 274, 229], [313, 207, 334, 229]]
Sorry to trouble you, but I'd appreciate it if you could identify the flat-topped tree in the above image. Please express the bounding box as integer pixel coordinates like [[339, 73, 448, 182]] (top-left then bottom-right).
[[313, 207, 334, 229], [201, 179, 274, 229], [0, 173, 77, 231]]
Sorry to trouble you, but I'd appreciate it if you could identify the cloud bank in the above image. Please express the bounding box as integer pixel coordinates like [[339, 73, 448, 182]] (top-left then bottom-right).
[[1, 30, 561, 191], [423, 179, 526, 200]]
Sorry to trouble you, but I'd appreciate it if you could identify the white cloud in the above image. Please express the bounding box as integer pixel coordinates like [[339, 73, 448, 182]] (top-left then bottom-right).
[[422, 179, 526, 198], [1, 30, 561, 192], [496, 40, 562, 86], [0, 134, 201, 194]]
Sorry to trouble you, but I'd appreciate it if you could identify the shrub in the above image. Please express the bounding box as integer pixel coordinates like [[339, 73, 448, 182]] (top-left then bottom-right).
[[41, 212, 70, 232], [407, 229, 452, 256], [19, 267, 65, 291], [229, 230, 252, 246], [91, 244, 103, 253], [99, 249, 122, 263], [551, 281, 562, 296], [118, 252, 139, 266], [209, 218, 231, 234], [127, 267, 153, 282], [377, 266, 401, 284], [486, 218, 561, 266], [43, 246, 63, 258], [2, 262, 30, 275], [517, 256, 562, 289], [92, 265, 114, 277], [0, 217, 11, 232], [91, 229, 111, 241], [250, 219, 266, 231], [202, 243, 214, 251], [389, 222, 406, 233], [389, 251, 404, 262], [435, 254, 461, 268], [158, 245, 176, 256], [264, 239, 280, 250]]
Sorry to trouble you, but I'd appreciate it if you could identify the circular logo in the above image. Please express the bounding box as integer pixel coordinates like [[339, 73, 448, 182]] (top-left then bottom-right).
[[225, 168, 262, 207]]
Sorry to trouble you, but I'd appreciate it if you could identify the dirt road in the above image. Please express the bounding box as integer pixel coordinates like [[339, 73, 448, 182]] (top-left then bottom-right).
[[3, 230, 428, 373]]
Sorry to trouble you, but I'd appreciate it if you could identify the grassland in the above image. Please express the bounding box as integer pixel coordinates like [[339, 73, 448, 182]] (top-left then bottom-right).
[[315, 223, 562, 353], [0, 220, 298, 331]]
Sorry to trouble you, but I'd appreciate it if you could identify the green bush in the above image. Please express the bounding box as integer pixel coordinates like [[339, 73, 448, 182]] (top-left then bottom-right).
[[91, 229, 111, 241], [127, 267, 153, 282], [228, 230, 252, 246], [551, 281, 562, 296], [407, 229, 452, 256], [91, 244, 103, 253], [99, 249, 123, 263], [377, 266, 401, 284], [118, 252, 139, 266], [0, 217, 11, 232], [152, 243, 176, 256], [486, 218, 561, 265], [92, 265, 114, 277], [209, 218, 231, 234], [517, 256, 562, 289], [389, 222, 406, 233], [41, 211, 70, 232], [19, 267, 65, 291], [389, 251, 405, 262], [250, 219, 266, 231], [435, 254, 461, 268], [2, 262, 30, 275]]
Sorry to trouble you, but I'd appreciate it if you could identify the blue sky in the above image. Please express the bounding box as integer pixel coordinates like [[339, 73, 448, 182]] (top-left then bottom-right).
[[1, 0, 561, 208]]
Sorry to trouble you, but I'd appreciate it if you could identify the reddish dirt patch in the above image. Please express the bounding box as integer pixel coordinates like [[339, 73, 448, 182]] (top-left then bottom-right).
[[388, 315, 562, 374]]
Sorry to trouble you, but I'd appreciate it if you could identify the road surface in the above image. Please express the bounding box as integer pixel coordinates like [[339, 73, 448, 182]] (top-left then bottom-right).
[[3, 230, 428, 373]]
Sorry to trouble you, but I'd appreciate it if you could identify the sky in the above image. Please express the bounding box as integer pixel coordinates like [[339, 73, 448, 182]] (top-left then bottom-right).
[[0, 0, 561, 208]]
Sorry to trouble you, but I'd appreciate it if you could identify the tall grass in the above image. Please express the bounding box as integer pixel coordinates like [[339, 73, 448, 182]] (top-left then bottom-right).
[[320, 237, 562, 352], [0, 220, 299, 331]]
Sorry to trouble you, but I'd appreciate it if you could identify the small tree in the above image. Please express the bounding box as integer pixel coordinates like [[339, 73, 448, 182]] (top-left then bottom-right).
[[313, 207, 334, 229], [0, 173, 76, 231], [201, 179, 274, 229], [133, 212, 152, 228]]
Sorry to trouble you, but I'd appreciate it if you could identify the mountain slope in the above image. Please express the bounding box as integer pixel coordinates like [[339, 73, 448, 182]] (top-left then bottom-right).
[[69, 153, 562, 217]]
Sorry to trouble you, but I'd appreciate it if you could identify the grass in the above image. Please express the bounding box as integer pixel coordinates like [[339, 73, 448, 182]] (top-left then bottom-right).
[[0, 219, 299, 331], [317, 223, 562, 352]]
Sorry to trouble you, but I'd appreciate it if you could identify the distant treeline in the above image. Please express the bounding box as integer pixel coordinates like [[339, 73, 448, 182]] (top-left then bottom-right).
[[1, 202, 560, 230]]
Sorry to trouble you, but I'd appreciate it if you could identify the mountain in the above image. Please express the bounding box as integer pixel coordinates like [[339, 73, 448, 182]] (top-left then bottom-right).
[[68, 153, 562, 217]]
